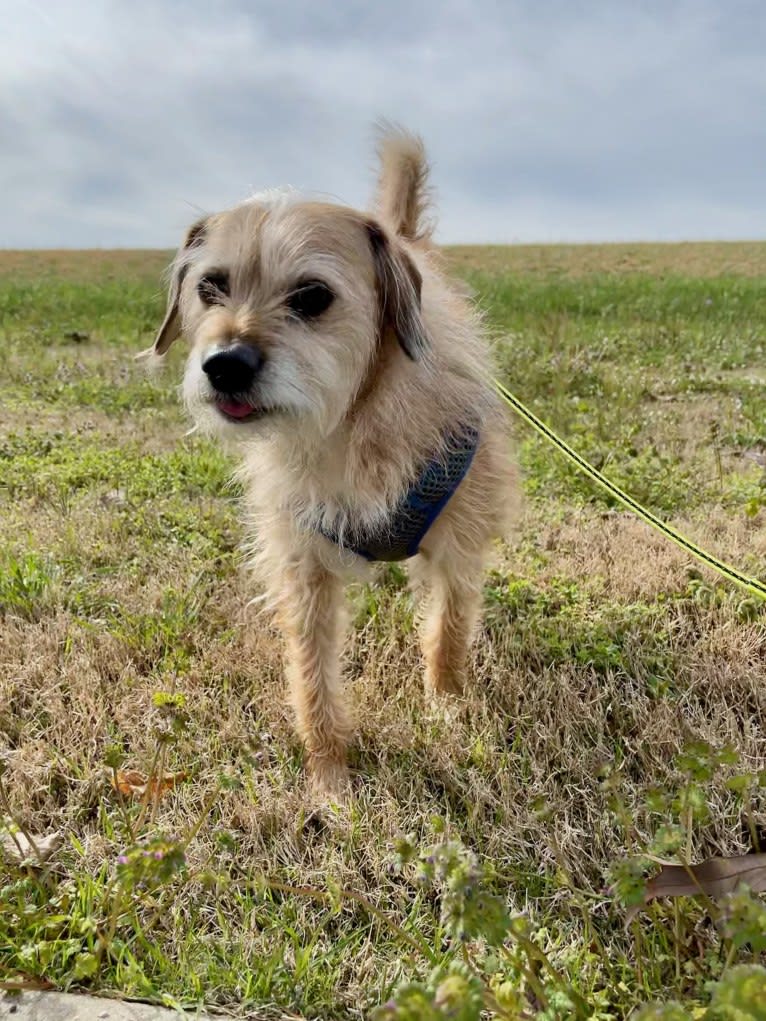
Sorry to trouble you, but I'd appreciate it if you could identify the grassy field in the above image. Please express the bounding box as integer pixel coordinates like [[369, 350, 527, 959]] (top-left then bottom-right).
[[1, 242, 766, 1019]]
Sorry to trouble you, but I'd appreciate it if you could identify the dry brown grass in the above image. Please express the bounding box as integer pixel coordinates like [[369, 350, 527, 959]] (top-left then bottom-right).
[[4, 239, 765, 284], [0, 249, 170, 283], [1, 243, 766, 1017], [445, 240, 766, 278]]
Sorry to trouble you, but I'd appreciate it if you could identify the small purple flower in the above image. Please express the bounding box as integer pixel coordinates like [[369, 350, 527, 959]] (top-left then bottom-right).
[[117, 854, 129, 865], [154, 850, 164, 860]]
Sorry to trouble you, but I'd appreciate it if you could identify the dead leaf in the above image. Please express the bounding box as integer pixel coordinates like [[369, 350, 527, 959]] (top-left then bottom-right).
[[0, 971, 55, 988], [626, 853, 766, 924], [1, 822, 62, 864], [0, 977, 55, 991], [111, 768, 188, 801], [646, 392, 680, 403]]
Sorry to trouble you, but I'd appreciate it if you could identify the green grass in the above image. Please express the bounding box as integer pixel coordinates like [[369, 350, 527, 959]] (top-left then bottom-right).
[[1, 244, 766, 1019]]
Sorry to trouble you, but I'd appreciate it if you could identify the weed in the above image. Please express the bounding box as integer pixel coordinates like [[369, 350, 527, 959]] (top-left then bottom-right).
[[0, 551, 59, 619]]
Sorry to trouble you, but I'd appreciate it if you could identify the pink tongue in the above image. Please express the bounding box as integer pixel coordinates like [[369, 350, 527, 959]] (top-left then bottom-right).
[[218, 400, 253, 419]]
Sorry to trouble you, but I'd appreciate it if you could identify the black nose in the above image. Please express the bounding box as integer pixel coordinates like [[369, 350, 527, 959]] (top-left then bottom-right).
[[202, 344, 262, 394]]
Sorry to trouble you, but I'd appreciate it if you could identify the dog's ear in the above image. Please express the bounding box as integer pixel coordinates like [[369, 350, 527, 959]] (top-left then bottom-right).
[[150, 217, 208, 357], [364, 220, 428, 360]]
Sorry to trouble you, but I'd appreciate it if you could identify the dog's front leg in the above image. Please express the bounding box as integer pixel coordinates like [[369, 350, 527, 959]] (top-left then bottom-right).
[[415, 552, 484, 696], [277, 556, 351, 794]]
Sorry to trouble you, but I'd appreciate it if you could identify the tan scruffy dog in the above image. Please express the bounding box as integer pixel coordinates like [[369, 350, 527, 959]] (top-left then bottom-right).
[[144, 126, 516, 793]]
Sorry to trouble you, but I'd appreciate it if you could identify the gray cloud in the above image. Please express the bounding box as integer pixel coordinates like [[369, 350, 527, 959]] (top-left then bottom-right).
[[1, 0, 764, 246]]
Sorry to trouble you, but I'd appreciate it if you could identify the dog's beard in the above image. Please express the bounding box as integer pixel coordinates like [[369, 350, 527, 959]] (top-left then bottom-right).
[[181, 303, 378, 442], [181, 353, 348, 440]]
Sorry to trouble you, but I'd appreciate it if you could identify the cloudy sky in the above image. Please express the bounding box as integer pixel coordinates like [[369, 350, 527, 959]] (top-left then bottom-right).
[[2, 0, 764, 247]]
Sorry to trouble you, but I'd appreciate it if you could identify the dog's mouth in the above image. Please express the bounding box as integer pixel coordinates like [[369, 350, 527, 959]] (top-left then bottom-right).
[[214, 397, 265, 423]]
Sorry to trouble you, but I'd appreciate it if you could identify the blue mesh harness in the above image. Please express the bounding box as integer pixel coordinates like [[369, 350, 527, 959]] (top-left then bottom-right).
[[317, 426, 479, 562]]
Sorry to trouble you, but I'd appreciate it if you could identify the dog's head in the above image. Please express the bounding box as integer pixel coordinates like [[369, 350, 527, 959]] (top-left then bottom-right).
[[151, 195, 428, 439]]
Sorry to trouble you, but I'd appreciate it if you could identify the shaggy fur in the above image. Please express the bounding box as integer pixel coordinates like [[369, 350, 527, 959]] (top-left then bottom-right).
[[146, 127, 516, 792]]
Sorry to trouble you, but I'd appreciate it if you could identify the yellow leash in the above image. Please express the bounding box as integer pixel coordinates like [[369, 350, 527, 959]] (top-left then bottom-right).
[[494, 378, 766, 601]]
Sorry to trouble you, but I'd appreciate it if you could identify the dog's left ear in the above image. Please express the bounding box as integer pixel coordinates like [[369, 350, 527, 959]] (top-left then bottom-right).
[[365, 220, 428, 360], [146, 217, 209, 358]]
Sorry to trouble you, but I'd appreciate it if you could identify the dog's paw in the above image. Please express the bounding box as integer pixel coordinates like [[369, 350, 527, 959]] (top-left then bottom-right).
[[308, 755, 351, 804], [424, 666, 465, 697], [424, 692, 466, 727]]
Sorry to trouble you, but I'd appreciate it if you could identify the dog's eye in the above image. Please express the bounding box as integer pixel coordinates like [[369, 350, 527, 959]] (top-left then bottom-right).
[[286, 281, 334, 320], [197, 272, 229, 305]]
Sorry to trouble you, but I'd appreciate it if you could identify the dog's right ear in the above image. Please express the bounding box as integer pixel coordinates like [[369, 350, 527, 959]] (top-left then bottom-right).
[[137, 217, 208, 360], [364, 219, 428, 361]]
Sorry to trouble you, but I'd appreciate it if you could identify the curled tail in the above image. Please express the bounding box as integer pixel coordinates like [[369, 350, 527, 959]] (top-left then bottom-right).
[[374, 123, 434, 242]]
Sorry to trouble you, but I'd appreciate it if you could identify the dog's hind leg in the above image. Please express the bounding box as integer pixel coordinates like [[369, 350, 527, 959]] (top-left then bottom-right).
[[276, 557, 352, 794], [414, 551, 484, 696]]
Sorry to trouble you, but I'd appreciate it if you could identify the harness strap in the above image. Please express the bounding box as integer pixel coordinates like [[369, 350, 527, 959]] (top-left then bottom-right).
[[317, 426, 480, 561]]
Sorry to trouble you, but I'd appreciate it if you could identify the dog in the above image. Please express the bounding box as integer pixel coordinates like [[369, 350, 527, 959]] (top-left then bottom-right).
[[143, 126, 516, 793]]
